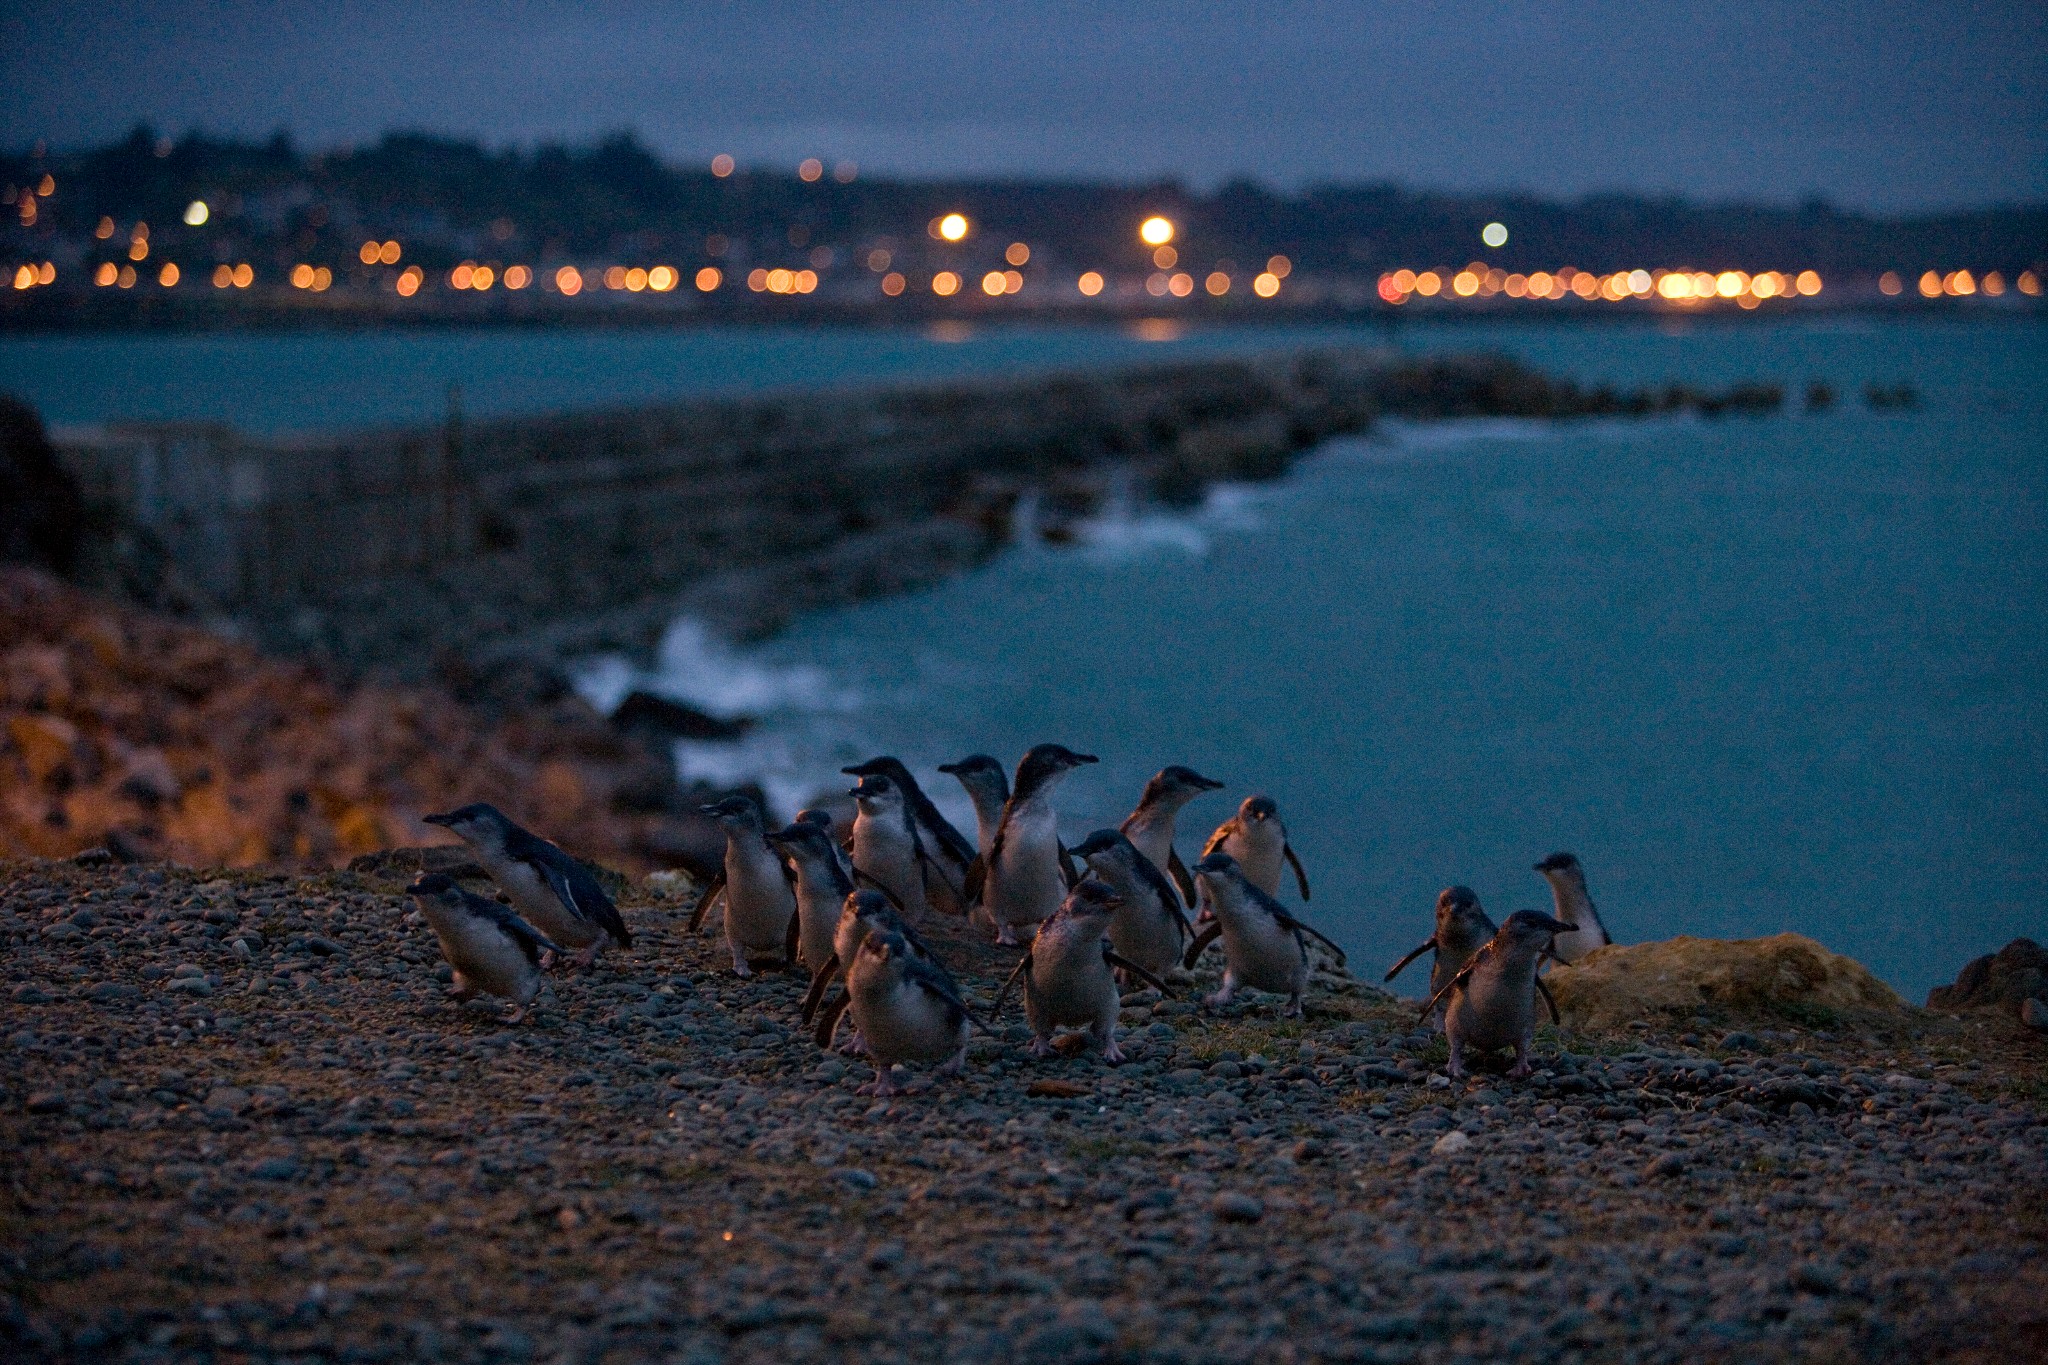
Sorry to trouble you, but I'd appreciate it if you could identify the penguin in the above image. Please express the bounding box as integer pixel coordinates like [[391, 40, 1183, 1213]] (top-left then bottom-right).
[[795, 807, 856, 886], [1069, 828, 1193, 982], [978, 743, 1097, 945], [848, 772, 945, 918], [833, 929, 976, 1097], [992, 879, 1169, 1063], [1119, 765, 1224, 905], [843, 757, 976, 911], [422, 803, 630, 968], [1200, 796, 1311, 902], [404, 872, 559, 1023], [1386, 886, 1563, 1029], [807, 889, 959, 1050], [764, 818, 854, 978], [690, 796, 797, 976], [1420, 910, 1577, 1078], [1184, 852, 1346, 1018], [937, 754, 1009, 888], [1533, 852, 1613, 963], [1385, 886, 1499, 1003]]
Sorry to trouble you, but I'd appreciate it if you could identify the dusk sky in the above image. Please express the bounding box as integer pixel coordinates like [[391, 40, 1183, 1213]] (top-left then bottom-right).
[[3, 1, 2042, 211]]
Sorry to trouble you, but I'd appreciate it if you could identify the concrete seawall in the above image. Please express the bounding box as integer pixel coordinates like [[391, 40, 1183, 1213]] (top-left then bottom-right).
[[52, 349, 1751, 682]]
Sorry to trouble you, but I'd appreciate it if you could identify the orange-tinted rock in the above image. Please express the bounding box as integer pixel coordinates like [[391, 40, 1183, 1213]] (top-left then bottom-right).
[[1547, 933, 1904, 1029]]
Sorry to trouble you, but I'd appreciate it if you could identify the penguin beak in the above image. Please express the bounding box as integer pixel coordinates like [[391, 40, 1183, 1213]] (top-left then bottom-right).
[[422, 812, 454, 827], [1192, 774, 1225, 790]]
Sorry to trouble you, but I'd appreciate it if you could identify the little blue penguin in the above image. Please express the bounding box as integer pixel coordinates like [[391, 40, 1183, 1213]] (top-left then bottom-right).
[[937, 753, 1009, 880], [1069, 828, 1193, 982], [795, 807, 856, 886], [422, 803, 630, 968], [691, 796, 797, 976], [405, 872, 559, 1023], [1422, 910, 1577, 1078], [843, 757, 976, 912], [765, 818, 854, 978], [1385, 886, 1498, 1003], [1533, 852, 1613, 963], [979, 743, 1097, 945], [1119, 765, 1224, 905], [1200, 795, 1311, 902], [994, 879, 1168, 1063], [1186, 852, 1347, 1018], [836, 929, 976, 1096], [808, 889, 959, 1050], [848, 772, 941, 918]]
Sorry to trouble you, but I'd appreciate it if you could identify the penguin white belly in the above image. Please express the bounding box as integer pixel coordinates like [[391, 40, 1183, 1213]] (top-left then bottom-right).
[[1548, 916, 1608, 964], [1223, 830, 1286, 897], [794, 886, 841, 973], [725, 854, 794, 955], [489, 857, 600, 950], [1220, 916, 1307, 995], [989, 805, 1065, 932], [1446, 971, 1535, 1051], [851, 977, 962, 1066], [432, 914, 542, 1003], [1122, 816, 1184, 904], [1025, 928, 1119, 1032], [853, 823, 926, 914]]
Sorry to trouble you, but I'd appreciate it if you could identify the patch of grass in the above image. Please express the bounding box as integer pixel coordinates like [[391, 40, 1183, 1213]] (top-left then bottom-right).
[[1062, 1135, 1147, 1163], [1185, 1018, 1307, 1061]]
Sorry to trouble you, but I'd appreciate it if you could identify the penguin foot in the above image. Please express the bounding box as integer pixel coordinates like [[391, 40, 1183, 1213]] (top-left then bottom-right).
[[1282, 994, 1304, 1019], [1027, 1035, 1053, 1058], [570, 945, 600, 971], [995, 927, 1020, 947], [502, 1004, 530, 1024], [936, 1048, 967, 1078], [859, 1068, 905, 1098], [1202, 988, 1236, 1010], [537, 950, 558, 971], [730, 956, 753, 978], [1100, 1038, 1126, 1065], [839, 1028, 870, 1057]]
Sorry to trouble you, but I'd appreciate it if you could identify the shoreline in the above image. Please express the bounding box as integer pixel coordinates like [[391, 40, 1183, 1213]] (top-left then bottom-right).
[[2, 855, 2043, 1363]]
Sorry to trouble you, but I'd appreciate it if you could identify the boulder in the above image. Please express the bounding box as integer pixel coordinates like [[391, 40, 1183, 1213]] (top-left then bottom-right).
[[1925, 939, 2048, 1020], [1546, 933, 1903, 1029]]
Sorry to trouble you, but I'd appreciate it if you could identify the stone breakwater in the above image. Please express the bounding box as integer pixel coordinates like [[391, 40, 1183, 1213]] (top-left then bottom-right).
[[49, 351, 1789, 684], [4, 857, 2044, 1364]]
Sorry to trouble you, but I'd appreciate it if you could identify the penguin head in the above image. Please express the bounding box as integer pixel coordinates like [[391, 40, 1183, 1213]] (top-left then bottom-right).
[[1192, 851, 1242, 880], [845, 887, 900, 931], [849, 774, 901, 810], [1143, 765, 1225, 805], [765, 820, 833, 860], [406, 872, 464, 906], [857, 928, 914, 972], [1012, 743, 1098, 800], [1240, 795, 1279, 824], [1060, 878, 1123, 921], [699, 796, 762, 829], [796, 808, 836, 829], [422, 802, 510, 843], [1502, 909, 1577, 945], [1534, 851, 1582, 879], [938, 754, 1008, 799], [1068, 828, 1128, 865], [842, 757, 907, 782]]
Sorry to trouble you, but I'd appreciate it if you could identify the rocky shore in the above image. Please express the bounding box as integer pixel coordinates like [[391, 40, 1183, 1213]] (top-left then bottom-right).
[[4, 856, 2043, 1364]]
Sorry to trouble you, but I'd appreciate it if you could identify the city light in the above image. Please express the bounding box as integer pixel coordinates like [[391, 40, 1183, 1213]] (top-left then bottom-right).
[[931, 270, 961, 296], [213, 264, 233, 288], [935, 213, 969, 242], [1206, 271, 1230, 295], [396, 267, 422, 296], [380, 241, 401, 264], [695, 266, 721, 291], [233, 264, 252, 288], [359, 240, 381, 264], [554, 266, 582, 295], [798, 158, 823, 182], [1879, 271, 1903, 295], [1139, 216, 1175, 246], [94, 216, 114, 240], [2020, 272, 2043, 295], [1152, 245, 1177, 269], [504, 265, 532, 290], [981, 270, 1007, 296], [881, 272, 906, 296], [1006, 242, 1030, 266], [867, 249, 892, 272], [1481, 221, 1508, 248], [292, 264, 316, 289], [1077, 271, 1104, 296], [183, 201, 209, 226], [711, 154, 735, 178], [833, 161, 858, 183], [1253, 272, 1281, 297], [158, 263, 179, 286], [1267, 255, 1292, 279]]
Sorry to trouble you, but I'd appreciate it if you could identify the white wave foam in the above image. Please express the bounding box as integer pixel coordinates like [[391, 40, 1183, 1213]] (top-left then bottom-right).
[[1067, 481, 1265, 565], [1372, 416, 1561, 450], [646, 618, 859, 718]]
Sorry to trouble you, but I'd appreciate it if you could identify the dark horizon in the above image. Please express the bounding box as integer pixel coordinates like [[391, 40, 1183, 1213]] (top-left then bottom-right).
[[2, 2, 2042, 215]]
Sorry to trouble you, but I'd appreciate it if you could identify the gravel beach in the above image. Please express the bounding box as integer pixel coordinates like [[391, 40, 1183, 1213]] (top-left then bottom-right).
[[3, 856, 2043, 1364]]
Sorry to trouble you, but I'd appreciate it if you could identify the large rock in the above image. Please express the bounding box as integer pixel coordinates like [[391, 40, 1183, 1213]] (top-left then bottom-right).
[[0, 395, 84, 574], [1546, 934, 1903, 1029], [1925, 939, 2048, 1019]]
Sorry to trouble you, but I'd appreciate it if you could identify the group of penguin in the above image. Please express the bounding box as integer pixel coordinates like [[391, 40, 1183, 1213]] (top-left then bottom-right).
[[404, 744, 1613, 1096]]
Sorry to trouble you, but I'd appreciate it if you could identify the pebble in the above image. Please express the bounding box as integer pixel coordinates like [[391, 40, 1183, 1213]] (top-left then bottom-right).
[[1212, 1192, 1265, 1223]]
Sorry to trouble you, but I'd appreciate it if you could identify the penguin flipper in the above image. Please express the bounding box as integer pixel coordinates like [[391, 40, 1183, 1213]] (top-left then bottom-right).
[[1103, 946, 1172, 996], [687, 868, 728, 933], [1166, 847, 1196, 904], [1200, 821, 1234, 860], [1291, 920, 1348, 968], [1284, 843, 1311, 901], [784, 908, 800, 966], [1536, 976, 1562, 1027], [530, 851, 633, 949], [814, 990, 853, 1050], [1385, 937, 1437, 983], [463, 891, 563, 968], [962, 854, 986, 907], [800, 954, 841, 1024], [990, 951, 1034, 1021], [1418, 955, 1480, 1022], [1058, 842, 1080, 891], [851, 867, 908, 914], [1182, 922, 1222, 971]]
